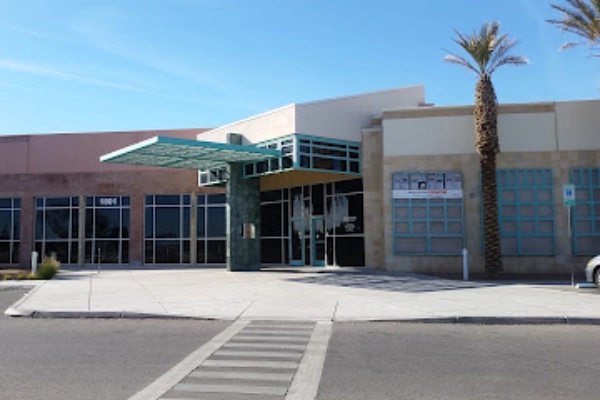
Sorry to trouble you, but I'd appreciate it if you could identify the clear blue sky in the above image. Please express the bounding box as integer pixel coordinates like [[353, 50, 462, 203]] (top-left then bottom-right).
[[0, 0, 597, 135]]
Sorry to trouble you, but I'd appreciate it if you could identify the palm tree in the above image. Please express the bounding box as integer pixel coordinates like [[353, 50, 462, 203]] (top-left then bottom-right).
[[444, 22, 528, 277], [547, 0, 600, 52]]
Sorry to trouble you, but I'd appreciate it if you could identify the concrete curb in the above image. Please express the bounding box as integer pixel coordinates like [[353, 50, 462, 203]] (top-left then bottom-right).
[[3, 280, 48, 318], [6, 309, 231, 320], [348, 316, 600, 325], [5, 309, 600, 325]]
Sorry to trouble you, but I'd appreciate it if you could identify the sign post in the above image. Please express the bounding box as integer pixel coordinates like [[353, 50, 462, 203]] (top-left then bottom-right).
[[563, 184, 575, 286]]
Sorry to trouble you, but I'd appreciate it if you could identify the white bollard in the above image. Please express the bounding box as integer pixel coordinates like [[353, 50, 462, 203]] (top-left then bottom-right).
[[462, 248, 469, 281], [31, 251, 38, 274]]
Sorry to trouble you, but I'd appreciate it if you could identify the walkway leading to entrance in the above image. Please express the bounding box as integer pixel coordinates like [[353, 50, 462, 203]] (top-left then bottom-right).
[[6, 268, 600, 322]]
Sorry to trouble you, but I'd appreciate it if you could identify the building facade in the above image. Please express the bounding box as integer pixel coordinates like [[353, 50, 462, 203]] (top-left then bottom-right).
[[1, 86, 599, 278]]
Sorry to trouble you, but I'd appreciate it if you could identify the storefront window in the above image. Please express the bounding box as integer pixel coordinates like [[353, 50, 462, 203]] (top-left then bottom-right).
[[0, 198, 20, 264], [145, 195, 190, 264], [197, 194, 226, 264], [35, 197, 79, 263], [85, 196, 130, 264]]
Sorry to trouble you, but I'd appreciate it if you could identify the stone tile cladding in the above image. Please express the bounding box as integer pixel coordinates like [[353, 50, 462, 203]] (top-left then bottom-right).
[[363, 129, 600, 277]]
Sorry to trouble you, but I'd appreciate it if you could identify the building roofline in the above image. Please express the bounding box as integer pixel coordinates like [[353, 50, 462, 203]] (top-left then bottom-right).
[[200, 85, 426, 135], [0, 127, 209, 139], [297, 84, 425, 107], [200, 103, 296, 135], [382, 101, 557, 119]]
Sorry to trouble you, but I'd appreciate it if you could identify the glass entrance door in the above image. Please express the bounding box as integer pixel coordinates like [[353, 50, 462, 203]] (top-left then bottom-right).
[[290, 217, 326, 266], [312, 217, 326, 266], [290, 218, 304, 266]]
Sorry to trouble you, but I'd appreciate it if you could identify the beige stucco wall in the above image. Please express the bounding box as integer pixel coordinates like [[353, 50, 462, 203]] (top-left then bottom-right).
[[296, 86, 425, 142], [556, 100, 600, 151], [383, 109, 557, 156], [197, 104, 296, 145], [197, 86, 425, 145], [383, 115, 474, 156]]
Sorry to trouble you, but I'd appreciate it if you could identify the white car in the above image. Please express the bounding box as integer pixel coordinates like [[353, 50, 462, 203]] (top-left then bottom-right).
[[585, 256, 600, 288]]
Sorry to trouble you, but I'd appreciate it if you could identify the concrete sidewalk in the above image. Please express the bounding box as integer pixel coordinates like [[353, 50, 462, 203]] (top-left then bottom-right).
[[3, 267, 600, 323]]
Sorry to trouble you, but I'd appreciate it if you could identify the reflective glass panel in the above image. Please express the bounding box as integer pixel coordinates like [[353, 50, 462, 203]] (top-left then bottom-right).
[[0, 211, 10, 240], [207, 240, 226, 263], [44, 209, 71, 239], [155, 208, 181, 239], [261, 203, 282, 237], [94, 209, 120, 239], [207, 207, 226, 237], [0, 242, 9, 263], [261, 239, 282, 263], [155, 240, 180, 263]]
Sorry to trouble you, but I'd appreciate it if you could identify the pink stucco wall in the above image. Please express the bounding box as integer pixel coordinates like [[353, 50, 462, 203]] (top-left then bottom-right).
[[0, 128, 208, 175]]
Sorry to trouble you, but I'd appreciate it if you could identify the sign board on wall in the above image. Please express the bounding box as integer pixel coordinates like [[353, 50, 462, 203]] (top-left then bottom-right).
[[563, 184, 575, 207], [96, 197, 120, 207], [392, 172, 464, 199]]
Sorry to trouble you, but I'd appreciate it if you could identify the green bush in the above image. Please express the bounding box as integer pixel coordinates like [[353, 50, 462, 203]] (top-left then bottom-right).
[[36, 256, 60, 280], [16, 272, 28, 280]]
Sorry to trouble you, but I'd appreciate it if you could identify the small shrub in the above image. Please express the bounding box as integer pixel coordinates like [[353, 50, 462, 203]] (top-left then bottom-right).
[[16, 272, 28, 280], [36, 256, 60, 280], [2, 274, 12, 281]]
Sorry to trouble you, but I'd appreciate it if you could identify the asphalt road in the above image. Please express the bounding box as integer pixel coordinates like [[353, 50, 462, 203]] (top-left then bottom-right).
[[3, 287, 600, 400], [0, 288, 229, 400], [318, 322, 600, 400]]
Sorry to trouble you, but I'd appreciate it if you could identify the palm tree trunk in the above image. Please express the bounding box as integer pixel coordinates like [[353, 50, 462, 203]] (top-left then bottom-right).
[[480, 155, 503, 276], [475, 74, 503, 277]]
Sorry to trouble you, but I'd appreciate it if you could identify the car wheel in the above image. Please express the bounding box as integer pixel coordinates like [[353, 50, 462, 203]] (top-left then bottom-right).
[[595, 268, 600, 289]]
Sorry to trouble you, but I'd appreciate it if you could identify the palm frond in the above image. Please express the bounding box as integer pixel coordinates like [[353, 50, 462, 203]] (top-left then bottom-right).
[[443, 51, 479, 74], [488, 56, 529, 74], [547, 0, 600, 49], [444, 22, 527, 77]]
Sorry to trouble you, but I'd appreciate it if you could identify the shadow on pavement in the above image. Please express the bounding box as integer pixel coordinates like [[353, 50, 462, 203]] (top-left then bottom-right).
[[284, 270, 499, 293]]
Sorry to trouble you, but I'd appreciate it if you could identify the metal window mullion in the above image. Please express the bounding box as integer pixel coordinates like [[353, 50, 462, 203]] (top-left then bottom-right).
[[118, 204, 122, 264], [152, 202, 156, 264], [91, 204, 96, 264], [66, 205, 71, 263], [204, 205, 208, 264], [571, 169, 578, 254], [9, 206, 14, 263], [179, 198, 183, 263]]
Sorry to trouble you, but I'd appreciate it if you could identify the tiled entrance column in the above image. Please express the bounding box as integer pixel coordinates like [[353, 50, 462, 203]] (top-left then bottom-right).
[[226, 162, 261, 271], [226, 133, 261, 271]]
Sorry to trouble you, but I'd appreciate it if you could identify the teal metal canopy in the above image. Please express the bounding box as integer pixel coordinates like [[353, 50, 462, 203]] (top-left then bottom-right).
[[100, 136, 281, 170]]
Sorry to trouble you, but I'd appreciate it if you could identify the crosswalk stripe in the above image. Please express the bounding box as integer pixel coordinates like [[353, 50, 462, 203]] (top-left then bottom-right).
[[172, 383, 287, 396], [189, 370, 294, 381], [245, 324, 314, 330], [213, 349, 303, 359], [133, 320, 328, 400], [233, 335, 309, 342], [203, 359, 298, 369], [286, 321, 333, 400], [240, 329, 314, 336], [223, 342, 306, 350], [128, 320, 248, 400]]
